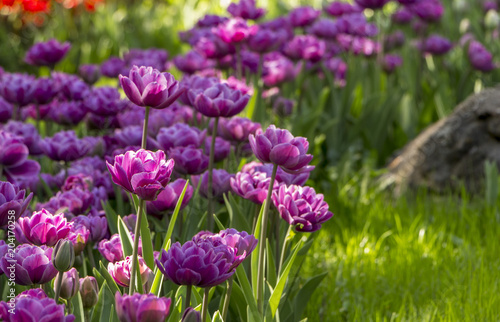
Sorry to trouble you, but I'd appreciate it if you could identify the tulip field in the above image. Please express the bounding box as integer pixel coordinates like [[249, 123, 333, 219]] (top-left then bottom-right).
[[1, 0, 500, 321]]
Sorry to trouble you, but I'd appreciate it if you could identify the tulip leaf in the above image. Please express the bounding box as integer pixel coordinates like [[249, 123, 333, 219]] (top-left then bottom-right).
[[139, 203, 155, 271], [162, 180, 190, 250], [135, 256, 144, 294], [266, 239, 277, 288], [213, 214, 226, 231], [235, 265, 260, 321], [251, 201, 265, 297], [99, 260, 121, 296], [101, 200, 118, 236], [166, 295, 183, 322], [71, 291, 85, 322], [224, 194, 251, 233], [212, 310, 223, 322], [268, 239, 303, 319], [91, 281, 115, 322], [117, 216, 133, 258], [230, 282, 248, 321], [92, 267, 104, 287], [292, 272, 328, 321]]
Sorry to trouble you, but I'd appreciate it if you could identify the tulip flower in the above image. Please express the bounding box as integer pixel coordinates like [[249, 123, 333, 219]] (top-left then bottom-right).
[[227, 0, 266, 20], [147, 179, 194, 216], [41, 130, 91, 162], [79, 64, 101, 85], [169, 146, 209, 175], [57, 268, 80, 300], [108, 256, 152, 288], [16, 209, 71, 246], [193, 83, 250, 118], [192, 169, 234, 201], [156, 123, 206, 152], [24, 39, 71, 67], [0, 181, 32, 227], [468, 40, 496, 72], [115, 292, 171, 322]]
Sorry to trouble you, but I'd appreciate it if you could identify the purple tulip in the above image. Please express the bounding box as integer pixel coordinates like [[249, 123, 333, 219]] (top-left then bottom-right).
[[468, 40, 496, 72], [196, 14, 228, 28], [247, 28, 285, 53], [80, 276, 99, 309], [214, 18, 258, 44], [0, 131, 41, 183], [57, 268, 80, 300], [354, 0, 389, 9], [0, 244, 58, 285], [204, 136, 231, 162], [147, 179, 193, 216], [243, 161, 312, 186], [217, 116, 261, 143], [283, 35, 325, 63], [382, 54, 403, 73], [0, 289, 74, 322], [0, 73, 36, 106], [100, 57, 127, 78], [324, 2, 362, 16], [182, 75, 220, 106], [2, 120, 43, 155], [84, 86, 124, 116], [174, 50, 214, 74], [0, 181, 32, 227], [119, 65, 184, 109], [0, 96, 12, 122], [72, 212, 108, 243], [484, 0, 498, 11], [193, 83, 250, 117], [98, 233, 143, 263], [221, 76, 254, 96], [262, 52, 299, 87], [155, 239, 236, 287], [113, 125, 159, 151], [61, 79, 91, 101], [392, 7, 414, 24], [273, 97, 294, 117], [48, 101, 88, 126], [249, 125, 314, 174], [16, 209, 71, 246], [156, 123, 206, 151], [323, 57, 347, 87], [115, 292, 171, 322], [41, 130, 91, 162], [24, 39, 70, 67], [192, 169, 234, 201], [308, 18, 341, 39], [288, 6, 320, 27], [37, 187, 94, 217], [410, 0, 444, 22], [272, 185, 333, 232], [230, 171, 278, 204], [227, 0, 266, 20], [106, 149, 174, 201], [421, 34, 453, 55], [67, 220, 90, 255], [169, 146, 209, 175], [79, 64, 101, 85], [182, 307, 201, 322], [384, 31, 406, 51], [108, 255, 152, 287], [191, 29, 236, 59], [33, 77, 56, 104]]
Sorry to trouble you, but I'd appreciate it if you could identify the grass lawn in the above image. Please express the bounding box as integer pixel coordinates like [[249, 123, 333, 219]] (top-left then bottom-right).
[[304, 178, 500, 321]]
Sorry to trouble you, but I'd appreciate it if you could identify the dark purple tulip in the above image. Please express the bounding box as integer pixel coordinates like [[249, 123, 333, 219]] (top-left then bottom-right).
[[113, 125, 159, 151], [79, 64, 101, 85], [16, 209, 71, 246], [148, 105, 189, 136], [273, 97, 294, 117], [122, 214, 138, 232], [196, 14, 228, 28], [272, 185, 333, 232], [410, 0, 444, 22], [217, 116, 261, 143], [48, 101, 87, 125], [421, 34, 453, 55], [0, 289, 75, 322], [382, 54, 403, 74], [124, 48, 168, 67], [308, 18, 340, 39], [119, 65, 184, 109], [215, 18, 258, 44], [288, 6, 320, 27], [2, 120, 43, 155], [108, 255, 152, 287], [248, 28, 286, 53], [468, 41, 496, 72], [0, 131, 41, 182], [230, 171, 277, 204], [249, 125, 314, 174], [283, 35, 325, 63], [98, 233, 143, 263], [84, 86, 123, 116], [174, 50, 215, 74], [191, 29, 236, 59], [193, 83, 250, 117], [38, 187, 94, 217], [72, 212, 108, 243], [182, 307, 201, 322], [115, 292, 171, 322], [41, 130, 91, 162], [0, 73, 36, 106], [392, 7, 414, 24], [0, 96, 12, 122], [354, 0, 389, 9], [484, 0, 498, 11], [169, 146, 209, 175], [106, 149, 174, 201], [204, 136, 231, 162], [156, 239, 235, 287], [147, 179, 193, 216], [0, 181, 32, 227], [61, 79, 90, 101], [0, 241, 7, 276], [324, 1, 362, 16], [243, 161, 311, 186], [182, 75, 220, 106], [227, 0, 266, 20], [156, 123, 205, 151], [24, 39, 70, 67], [192, 169, 234, 201], [0, 244, 58, 285], [100, 57, 127, 78], [384, 30, 406, 51], [323, 57, 347, 87], [33, 77, 56, 104]]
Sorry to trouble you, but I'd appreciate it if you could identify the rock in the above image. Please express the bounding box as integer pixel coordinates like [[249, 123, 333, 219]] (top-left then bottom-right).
[[381, 87, 500, 193]]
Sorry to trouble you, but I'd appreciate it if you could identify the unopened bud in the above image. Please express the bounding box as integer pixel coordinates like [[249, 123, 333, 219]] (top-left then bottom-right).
[[182, 307, 201, 322], [80, 276, 99, 309], [57, 268, 80, 300], [52, 239, 75, 272]]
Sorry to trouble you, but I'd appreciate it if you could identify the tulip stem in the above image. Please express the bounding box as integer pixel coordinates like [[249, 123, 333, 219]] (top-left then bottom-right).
[[201, 287, 210, 322], [184, 285, 192, 312], [278, 225, 292, 275], [54, 272, 64, 303], [221, 276, 234, 321], [129, 199, 145, 295], [207, 117, 219, 232], [256, 163, 278, 314], [141, 106, 150, 149], [85, 244, 95, 269]]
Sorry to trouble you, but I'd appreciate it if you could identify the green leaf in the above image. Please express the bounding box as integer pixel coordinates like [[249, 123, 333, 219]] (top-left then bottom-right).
[[252, 201, 265, 297], [235, 265, 260, 322], [117, 216, 133, 258], [230, 282, 248, 321], [139, 203, 155, 271], [71, 291, 85, 322], [213, 214, 226, 231], [212, 310, 223, 322], [91, 281, 115, 322], [268, 239, 304, 318], [101, 200, 118, 235], [92, 267, 104, 287], [292, 272, 328, 321], [266, 239, 277, 288], [99, 261, 121, 296]]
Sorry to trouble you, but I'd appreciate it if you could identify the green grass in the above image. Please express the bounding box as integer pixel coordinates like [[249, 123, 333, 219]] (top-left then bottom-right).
[[303, 176, 500, 321]]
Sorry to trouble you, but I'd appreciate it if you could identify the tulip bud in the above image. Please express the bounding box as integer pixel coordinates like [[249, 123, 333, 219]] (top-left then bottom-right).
[[80, 276, 99, 309], [485, 10, 500, 29], [182, 307, 201, 322], [52, 239, 75, 272], [56, 268, 80, 300]]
